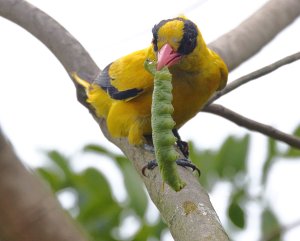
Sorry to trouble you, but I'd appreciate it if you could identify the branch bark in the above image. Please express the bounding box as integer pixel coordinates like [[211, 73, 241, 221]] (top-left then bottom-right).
[[208, 0, 300, 71], [0, 0, 299, 240], [203, 104, 300, 149], [0, 0, 99, 108]]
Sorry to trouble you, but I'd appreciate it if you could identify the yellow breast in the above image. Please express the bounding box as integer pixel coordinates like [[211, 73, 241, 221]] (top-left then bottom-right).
[[171, 65, 222, 128]]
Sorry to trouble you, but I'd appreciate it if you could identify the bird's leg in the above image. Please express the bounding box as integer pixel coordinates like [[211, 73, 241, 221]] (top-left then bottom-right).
[[143, 131, 189, 158], [142, 160, 157, 175], [142, 132, 199, 176], [143, 135, 155, 153], [172, 129, 189, 158], [142, 158, 200, 176]]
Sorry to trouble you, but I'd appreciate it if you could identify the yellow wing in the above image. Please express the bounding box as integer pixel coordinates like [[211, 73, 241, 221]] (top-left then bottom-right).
[[95, 47, 154, 101], [73, 46, 155, 119]]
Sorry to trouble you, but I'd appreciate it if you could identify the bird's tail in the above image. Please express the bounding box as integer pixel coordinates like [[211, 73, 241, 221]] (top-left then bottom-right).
[[71, 72, 112, 118], [71, 72, 91, 89]]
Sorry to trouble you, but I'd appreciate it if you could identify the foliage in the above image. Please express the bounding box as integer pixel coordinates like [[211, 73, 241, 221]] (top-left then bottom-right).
[[36, 124, 300, 241], [37, 148, 165, 241]]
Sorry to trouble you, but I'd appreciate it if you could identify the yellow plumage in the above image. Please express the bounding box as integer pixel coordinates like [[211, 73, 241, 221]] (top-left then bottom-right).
[[72, 17, 228, 145]]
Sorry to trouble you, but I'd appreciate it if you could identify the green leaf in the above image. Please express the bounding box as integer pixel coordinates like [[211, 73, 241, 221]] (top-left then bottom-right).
[[75, 168, 117, 216], [134, 219, 166, 240], [215, 135, 250, 179], [37, 143, 170, 241], [261, 208, 281, 241], [46, 150, 73, 181], [228, 201, 245, 229], [36, 168, 64, 191], [83, 144, 116, 158], [75, 168, 122, 240], [114, 156, 148, 217], [227, 186, 247, 229], [124, 164, 148, 217], [189, 142, 219, 190], [231, 188, 246, 203]]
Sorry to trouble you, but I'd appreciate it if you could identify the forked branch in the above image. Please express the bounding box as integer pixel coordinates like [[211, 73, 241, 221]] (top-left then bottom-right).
[[0, 0, 299, 241], [203, 52, 300, 149]]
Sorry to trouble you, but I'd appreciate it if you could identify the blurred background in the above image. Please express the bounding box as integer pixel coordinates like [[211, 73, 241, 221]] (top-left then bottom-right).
[[0, 0, 300, 240]]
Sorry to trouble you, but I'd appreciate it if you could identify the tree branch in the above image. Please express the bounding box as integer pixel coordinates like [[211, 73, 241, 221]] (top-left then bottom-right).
[[0, 0, 99, 108], [203, 52, 300, 149], [203, 104, 300, 149], [98, 118, 230, 241], [0, 0, 299, 240], [206, 51, 300, 106], [0, 128, 89, 241], [208, 0, 300, 71]]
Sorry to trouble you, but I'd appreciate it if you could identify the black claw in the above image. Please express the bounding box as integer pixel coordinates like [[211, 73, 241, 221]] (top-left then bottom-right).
[[175, 159, 201, 176], [142, 160, 158, 176], [142, 159, 201, 177]]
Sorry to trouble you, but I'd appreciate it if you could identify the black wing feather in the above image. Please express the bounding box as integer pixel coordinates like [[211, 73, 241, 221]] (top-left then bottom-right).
[[94, 63, 143, 100]]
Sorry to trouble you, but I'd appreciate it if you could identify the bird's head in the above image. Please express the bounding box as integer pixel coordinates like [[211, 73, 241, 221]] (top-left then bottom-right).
[[152, 17, 204, 71]]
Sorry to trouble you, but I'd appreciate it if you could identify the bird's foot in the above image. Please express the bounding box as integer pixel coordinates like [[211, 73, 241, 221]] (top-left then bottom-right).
[[142, 160, 158, 176], [144, 133, 189, 158], [172, 129, 189, 158], [142, 158, 200, 176], [176, 140, 189, 158], [175, 158, 201, 176]]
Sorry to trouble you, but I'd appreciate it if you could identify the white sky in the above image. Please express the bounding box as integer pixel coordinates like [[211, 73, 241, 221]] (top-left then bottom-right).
[[0, 0, 300, 240]]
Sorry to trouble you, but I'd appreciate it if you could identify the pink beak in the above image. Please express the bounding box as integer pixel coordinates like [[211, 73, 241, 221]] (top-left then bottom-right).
[[157, 44, 181, 71]]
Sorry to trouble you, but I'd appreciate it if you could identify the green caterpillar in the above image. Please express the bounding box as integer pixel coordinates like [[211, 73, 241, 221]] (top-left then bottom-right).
[[144, 60, 186, 191]]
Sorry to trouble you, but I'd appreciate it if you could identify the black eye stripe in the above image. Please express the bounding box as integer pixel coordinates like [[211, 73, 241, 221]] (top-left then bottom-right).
[[152, 36, 158, 52], [177, 20, 198, 55]]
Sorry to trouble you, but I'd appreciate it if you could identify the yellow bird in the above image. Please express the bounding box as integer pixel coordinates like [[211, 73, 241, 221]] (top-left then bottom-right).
[[73, 17, 228, 154]]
